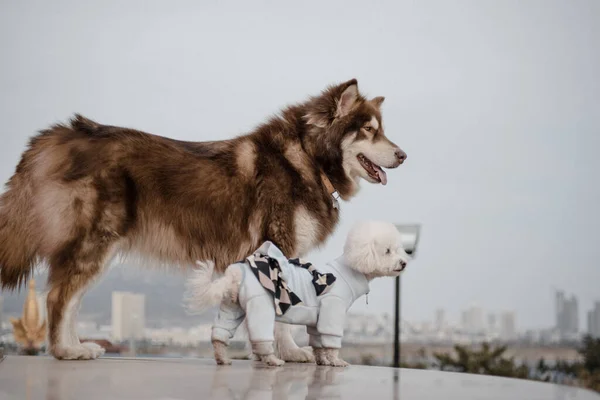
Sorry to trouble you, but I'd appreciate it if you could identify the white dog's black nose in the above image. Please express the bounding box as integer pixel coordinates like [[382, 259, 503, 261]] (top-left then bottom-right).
[[399, 260, 407, 270]]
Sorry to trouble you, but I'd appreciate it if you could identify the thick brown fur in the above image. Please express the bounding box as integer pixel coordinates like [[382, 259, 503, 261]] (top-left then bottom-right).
[[0, 78, 405, 359]]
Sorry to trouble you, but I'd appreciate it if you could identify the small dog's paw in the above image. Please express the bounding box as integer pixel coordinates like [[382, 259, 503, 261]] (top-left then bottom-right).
[[330, 358, 349, 367], [313, 348, 330, 366], [212, 340, 231, 365], [261, 354, 285, 367]]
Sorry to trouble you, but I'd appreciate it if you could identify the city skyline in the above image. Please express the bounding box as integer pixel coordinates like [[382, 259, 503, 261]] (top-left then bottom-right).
[[2, 275, 599, 333], [4, 286, 600, 350]]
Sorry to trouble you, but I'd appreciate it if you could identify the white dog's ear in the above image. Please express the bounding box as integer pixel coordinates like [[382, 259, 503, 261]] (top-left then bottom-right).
[[344, 239, 379, 275]]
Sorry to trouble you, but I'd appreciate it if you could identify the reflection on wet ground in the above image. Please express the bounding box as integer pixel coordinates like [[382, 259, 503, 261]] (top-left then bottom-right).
[[0, 356, 598, 400]]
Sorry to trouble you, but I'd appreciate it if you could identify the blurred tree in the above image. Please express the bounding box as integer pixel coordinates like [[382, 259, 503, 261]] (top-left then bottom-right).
[[434, 342, 528, 379], [579, 335, 600, 373], [577, 335, 600, 393], [578, 369, 600, 393]]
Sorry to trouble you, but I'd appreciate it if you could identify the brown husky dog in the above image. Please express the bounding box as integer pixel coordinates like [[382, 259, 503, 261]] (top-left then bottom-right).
[[0, 79, 406, 360]]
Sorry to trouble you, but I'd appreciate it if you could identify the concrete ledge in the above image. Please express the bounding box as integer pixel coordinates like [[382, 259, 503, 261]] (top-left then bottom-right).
[[0, 355, 598, 399]]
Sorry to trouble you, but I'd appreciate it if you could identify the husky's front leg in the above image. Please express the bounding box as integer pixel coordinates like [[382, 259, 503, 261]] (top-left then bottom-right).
[[274, 323, 315, 363]]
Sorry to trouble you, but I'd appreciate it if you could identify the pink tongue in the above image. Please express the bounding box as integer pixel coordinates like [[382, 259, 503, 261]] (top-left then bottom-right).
[[375, 167, 387, 185]]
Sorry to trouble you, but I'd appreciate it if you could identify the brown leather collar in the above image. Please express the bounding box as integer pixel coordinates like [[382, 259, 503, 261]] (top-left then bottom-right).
[[320, 173, 340, 209], [320, 173, 336, 196]]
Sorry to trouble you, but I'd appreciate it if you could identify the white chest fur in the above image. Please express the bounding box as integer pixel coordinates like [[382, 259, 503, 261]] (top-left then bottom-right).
[[293, 206, 321, 257]]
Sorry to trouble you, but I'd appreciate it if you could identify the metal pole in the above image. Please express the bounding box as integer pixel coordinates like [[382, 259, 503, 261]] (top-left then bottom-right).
[[393, 274, 401, 368]]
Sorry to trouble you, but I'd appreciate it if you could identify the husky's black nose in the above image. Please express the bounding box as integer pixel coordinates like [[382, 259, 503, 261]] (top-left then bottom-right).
[[395, 149, 407, 164]]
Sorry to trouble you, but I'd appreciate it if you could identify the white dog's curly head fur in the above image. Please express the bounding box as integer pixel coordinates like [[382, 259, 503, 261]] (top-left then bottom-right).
[[343, 220, 411, 279]]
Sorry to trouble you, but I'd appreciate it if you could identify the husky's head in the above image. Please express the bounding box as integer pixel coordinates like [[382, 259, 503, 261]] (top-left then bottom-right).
[[303, 79, 406, 199]]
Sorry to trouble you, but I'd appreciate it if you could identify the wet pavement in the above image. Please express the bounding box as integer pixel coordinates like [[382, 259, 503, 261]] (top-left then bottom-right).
[[0, 356, 598, 400]]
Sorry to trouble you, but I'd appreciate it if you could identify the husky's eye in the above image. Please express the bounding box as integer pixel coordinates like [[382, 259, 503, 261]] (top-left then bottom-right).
[[385, 248, 391, 255], [363, 126, 372, 132]]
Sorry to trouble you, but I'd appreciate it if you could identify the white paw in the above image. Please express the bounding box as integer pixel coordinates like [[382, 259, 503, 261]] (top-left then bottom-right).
[[279, 346, 315, 363], [216, 358, 232, 366], [330, 358, 350, 367], [51, 344, 104, 360], [81, 342, 106, 357], [261, 354, 285, 367]]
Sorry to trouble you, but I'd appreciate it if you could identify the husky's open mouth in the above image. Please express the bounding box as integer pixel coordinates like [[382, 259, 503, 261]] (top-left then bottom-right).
[[357, 154, 387, 185]]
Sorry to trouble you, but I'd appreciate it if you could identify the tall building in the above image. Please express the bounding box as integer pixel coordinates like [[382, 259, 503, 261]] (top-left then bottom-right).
[[588, 302, 600, 338], [499, 311, 516, 340], [112, 291, 145, 342], [461, 306, 485, 334], [0, 295, 3, 325], [435, 309, 445, 332], [487, 313, 498, 334], [556, 291, 579, 338]]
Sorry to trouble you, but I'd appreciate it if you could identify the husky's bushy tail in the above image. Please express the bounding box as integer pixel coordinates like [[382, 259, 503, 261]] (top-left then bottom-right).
[[1, 114, 103, 290], [0, 160, 39, 290], [183, 261, 241, 315]]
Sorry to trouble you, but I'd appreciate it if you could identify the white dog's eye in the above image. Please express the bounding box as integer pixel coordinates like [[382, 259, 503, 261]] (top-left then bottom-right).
[[385, 248, 391, 255]]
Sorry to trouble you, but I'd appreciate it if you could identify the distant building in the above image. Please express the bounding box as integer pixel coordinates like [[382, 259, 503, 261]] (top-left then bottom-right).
[[434, 309, 445, 332], [499, 311, 516, 340], [0, 295, 3, 325], [587, 302, 600, 338], [487, 313, 497, 334], [461, 306, 484, 334], [111, 292, 145, 342], [556, 291, 578, 338]]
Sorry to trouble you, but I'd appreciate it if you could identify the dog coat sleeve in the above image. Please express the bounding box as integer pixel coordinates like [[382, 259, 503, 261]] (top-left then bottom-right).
[[315, 295, 347, 349], [211, 298, 246, 345], [307, 326, 324, 348]]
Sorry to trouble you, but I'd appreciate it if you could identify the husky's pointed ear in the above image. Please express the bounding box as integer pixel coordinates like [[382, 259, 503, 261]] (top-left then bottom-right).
[[336, 79, 359, 118], [371, 96, 385, 109]]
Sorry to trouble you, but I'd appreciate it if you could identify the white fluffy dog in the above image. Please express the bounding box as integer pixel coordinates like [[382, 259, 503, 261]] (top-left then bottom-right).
[[184, 220, 410, 367]]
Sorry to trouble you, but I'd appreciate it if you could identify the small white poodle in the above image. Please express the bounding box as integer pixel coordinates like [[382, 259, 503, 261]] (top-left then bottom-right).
[[184, 220, 410, 367]]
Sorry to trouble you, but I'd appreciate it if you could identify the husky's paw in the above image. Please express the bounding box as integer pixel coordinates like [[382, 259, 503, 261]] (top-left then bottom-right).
[[260, 354, 285, 367], [314, 348, 330, 366], [51, 344, 104, 360], [279, 346, 315, 363], [81, 342, 106, 358]]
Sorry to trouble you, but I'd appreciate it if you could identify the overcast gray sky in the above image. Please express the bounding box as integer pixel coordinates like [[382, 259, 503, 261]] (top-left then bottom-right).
[[1, 0, 599, 330]]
